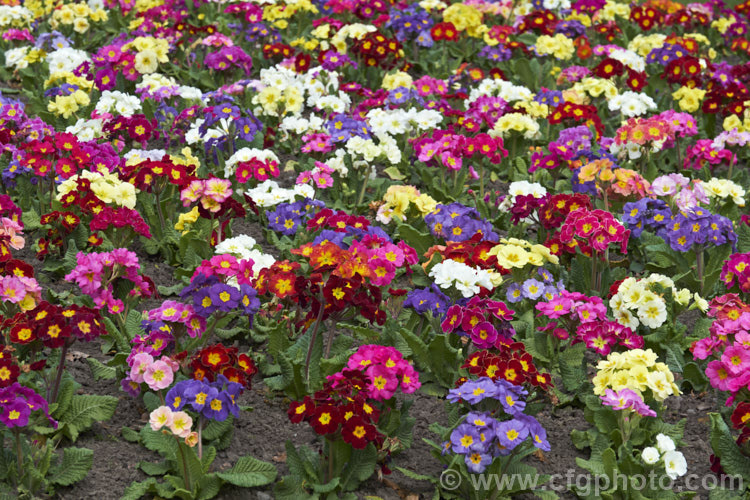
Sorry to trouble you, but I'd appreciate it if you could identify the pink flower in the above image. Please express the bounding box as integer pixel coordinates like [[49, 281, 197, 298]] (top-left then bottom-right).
[[399, 365, 421, 393], [721, 345, 750, 376], [129, 352, 154, 384], [180, 180, 205, 206], [0, 276, 27, 304], [169, 411, 193, 438], [706, 360, 732, 391], [365, 364, 399, 400], [203, 177, 232, 203], [144, 360, 174, 391], [149, 406, 173, 431]]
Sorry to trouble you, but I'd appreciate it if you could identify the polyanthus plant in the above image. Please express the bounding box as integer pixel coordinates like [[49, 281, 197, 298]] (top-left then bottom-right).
[[572, 349, 688, 500], [407, 366, 553, 500], [278, 345, 419, 498], [691, 294, 750, 487]]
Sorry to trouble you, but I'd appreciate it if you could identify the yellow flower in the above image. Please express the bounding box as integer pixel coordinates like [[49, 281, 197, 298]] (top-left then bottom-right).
[[382, 71, 413, 90], [134, 49, 159, 74], [175, 207, 200, 233], [493, 244, 530, 269]]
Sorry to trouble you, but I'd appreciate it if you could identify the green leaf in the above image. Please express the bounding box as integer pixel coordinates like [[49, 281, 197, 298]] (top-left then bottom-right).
[[196, 474, 222, 500], [558, 343, 587, 392], [384, 166, 406, 180], [394, 467, 436, 483], [140, 426, 179, 460], [57, 394, 118, 442], [216, 455, 277, 487], [709, 413, 750, 482], [120, 478, 159, 500], [397, 224, 432, 258], [49, 447, 93, 486], [125, 310, 145, 340], [120, 427, 141, 443], [86, 357, 116, 381], [340, 443, 377, 491], [736, 223, 750, 253], [139, 460, 171, 477]]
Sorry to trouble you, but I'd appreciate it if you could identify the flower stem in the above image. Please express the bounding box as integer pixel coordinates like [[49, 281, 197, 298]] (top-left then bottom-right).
[[14, 428, 23, 487], [304, 299, 326, 384], [198, 417, 203, 461], [49, 341, 69, 404], [357, 168, 370, 206], [176, 437, 191, 491], [696, 246, 705, 295]]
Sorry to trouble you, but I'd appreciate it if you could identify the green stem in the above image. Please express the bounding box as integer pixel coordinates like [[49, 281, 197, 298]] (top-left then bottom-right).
[[696, 246, 705, 295], [176, 437, 191, 491], [49, 341, 70, 404], [357, 169, 370, 206], [327, 439, 335, 482], [304, 299, 326, 384], [14, 429, 23, 487], [154, 189, 166, 231], [198, 417, 203, 461]]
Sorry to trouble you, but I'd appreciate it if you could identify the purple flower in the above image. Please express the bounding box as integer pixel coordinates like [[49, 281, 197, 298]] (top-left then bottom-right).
[[465, 452, 493, 473], [447, 378, 497, 404], [521, 279, 545, 300], [494, 419, 529, 451], [404, 286, 451, 316], [506, 283, 523, 303], [450, 423, 482, 454]]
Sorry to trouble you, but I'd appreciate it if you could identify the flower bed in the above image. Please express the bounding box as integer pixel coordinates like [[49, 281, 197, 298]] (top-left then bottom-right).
[[2, 0, 750, 498]]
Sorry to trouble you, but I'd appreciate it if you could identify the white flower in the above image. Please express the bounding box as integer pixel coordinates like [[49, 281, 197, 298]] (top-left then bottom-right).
[[663, 450, 687, 479], [429, 259, 495, 297], [655, 433, 676, 454], [637, 299, 667, 329], [641, 447, 660, 465]]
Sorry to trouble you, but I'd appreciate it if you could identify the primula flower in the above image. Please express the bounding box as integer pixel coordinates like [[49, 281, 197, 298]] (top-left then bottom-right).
[[143, 359, 175, 391], [150, 406, 174, 431]]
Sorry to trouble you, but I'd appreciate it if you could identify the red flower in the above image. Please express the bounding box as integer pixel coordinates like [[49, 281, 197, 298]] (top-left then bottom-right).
[[0, 358, 19, 388], [731, 402, 750, 429], [342, 416, 378, 449], [310, 404, 340, 435], [594, 58, 624, 79], [288, 396, 315, 424]]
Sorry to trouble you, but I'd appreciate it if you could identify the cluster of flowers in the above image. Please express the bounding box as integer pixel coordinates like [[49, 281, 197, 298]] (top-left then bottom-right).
[[461, 344, 553, 391], [445, 377, 550, 473], [441, 298, 515, 349], [506, 267, 562, 304], [224, 147, 280, 184], [267, 198, 326, 236], [640, 434, 688, 480], [3, 301, 106, 349], [289, 346, 418, 449], [149, 406, 197, 444], [166, 375, 244, 422], [692, 294, 750, 404], [424, 202, 498, 243], [593, 349, 680, 409], [189, 343, 258, 389], [64, 249, 154, 314], [557, 207, 630, 257], [0, 382, 56, 429], [536, 290, 643, 355], [720, 252, 750, 293], [609, 275, 706, 331], [0, 262, 41, 311], [128, 353, 179, 392], [376, 185, 437, 224], [623, 201, 736, 252]]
